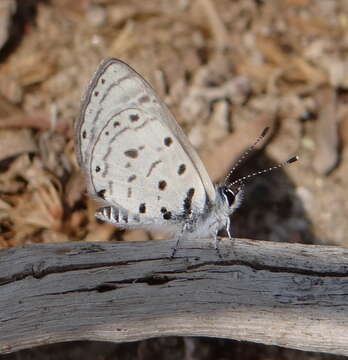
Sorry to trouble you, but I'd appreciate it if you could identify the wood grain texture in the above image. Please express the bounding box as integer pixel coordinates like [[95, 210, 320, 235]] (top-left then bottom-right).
[[0, 237, 347, 355]]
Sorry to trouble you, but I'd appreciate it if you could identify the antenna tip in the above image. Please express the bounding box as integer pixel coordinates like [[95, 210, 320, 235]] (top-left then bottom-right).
[[287, 155, 299, 164], [261, 127, 270, 137]]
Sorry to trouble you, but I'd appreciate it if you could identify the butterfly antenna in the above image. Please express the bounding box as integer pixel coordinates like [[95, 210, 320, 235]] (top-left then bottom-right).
[[228, 156, 299, 188], [224, 127, 270, 184]]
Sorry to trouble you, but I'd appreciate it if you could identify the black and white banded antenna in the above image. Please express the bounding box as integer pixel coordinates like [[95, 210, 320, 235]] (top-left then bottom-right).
[[223, 126, 270, 184], [228, 155, 299, 189]]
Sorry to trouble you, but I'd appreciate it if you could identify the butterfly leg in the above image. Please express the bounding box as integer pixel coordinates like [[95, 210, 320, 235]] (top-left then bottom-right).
[[214, 230, 223, 259], [226, 216, 238, 257], [170, 223, 189, 258], [226, 216, 232, 238], [214, 217, 233, 258], [170, 237, 181, 258]]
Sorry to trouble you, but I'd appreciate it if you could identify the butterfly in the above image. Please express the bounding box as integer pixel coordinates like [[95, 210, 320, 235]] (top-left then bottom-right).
[[75, 58, 298, 256]]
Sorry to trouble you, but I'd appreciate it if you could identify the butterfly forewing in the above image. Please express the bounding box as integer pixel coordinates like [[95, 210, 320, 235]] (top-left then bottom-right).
[[76, 58, 215, 224]]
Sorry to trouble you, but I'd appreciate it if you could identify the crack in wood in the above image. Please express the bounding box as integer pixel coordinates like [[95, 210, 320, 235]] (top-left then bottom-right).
[[34, 275, 178, 296], [185, 260, 348, 277], [0, 258, 166, 285]]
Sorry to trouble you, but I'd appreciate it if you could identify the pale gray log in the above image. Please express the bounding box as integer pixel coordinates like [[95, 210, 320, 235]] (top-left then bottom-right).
[[0, 238, 348, 355]]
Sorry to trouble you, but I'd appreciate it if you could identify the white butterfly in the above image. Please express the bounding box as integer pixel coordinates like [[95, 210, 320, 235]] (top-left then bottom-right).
[[75, 58, 297, 256]]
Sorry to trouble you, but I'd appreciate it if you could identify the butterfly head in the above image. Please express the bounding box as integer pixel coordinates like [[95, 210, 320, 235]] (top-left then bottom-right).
[[217, 184, 244, 215]]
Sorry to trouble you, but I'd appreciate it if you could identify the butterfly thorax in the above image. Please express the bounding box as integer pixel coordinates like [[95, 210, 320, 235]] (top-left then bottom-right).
[[180, 185, 243, 239]]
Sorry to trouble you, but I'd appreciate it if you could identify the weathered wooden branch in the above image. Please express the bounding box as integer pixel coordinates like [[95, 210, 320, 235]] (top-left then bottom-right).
[[1, 238, 348, 355]]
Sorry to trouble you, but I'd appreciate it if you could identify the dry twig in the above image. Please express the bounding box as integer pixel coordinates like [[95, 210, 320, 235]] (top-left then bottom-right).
[[0, 237, 348, 355]]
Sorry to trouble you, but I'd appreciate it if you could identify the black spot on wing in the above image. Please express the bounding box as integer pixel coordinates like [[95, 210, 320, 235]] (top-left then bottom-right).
[[183, 188, 195, 215], [139, 203, 146, 213], [163, 211, 172, 220], [97, 189, 106, 199], [130, 114, 139, 122], [160, 206, 172, 220], [178, 164, 186, 175], [164, 137, 172, 147], [158, 180, 167, 190], [124, 149, 138, 158], [128, 175, 136, 182]]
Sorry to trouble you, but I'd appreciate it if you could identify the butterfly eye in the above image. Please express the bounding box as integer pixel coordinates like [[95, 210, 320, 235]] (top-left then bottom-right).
[[222, 188, 236, 207]]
